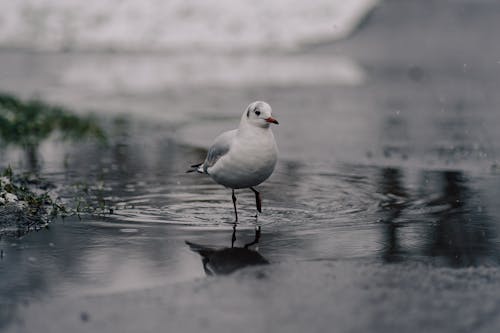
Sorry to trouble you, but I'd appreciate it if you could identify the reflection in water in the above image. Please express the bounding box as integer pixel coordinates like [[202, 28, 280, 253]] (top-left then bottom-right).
[[186, 226, 269, 276], [422, 171, 497, 266], [375, 85, 499, 267], [0, 218, 206, 329], [377, 168, 408, 263], [2, 119, 500, 329], [375, 167, 498, 267], [0, 92, 105, 171]]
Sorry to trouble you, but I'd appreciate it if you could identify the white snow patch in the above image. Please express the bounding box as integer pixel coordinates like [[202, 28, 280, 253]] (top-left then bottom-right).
[[0, 0, 378, 52]]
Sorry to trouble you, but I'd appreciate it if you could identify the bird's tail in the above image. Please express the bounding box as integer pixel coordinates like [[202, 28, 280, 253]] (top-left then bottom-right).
[[185, 241, 218, 259], [186, 163, 204, 173]]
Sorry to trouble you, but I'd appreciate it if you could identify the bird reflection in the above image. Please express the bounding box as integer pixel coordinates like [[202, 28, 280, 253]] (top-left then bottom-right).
[[186, 226, 269, 276]]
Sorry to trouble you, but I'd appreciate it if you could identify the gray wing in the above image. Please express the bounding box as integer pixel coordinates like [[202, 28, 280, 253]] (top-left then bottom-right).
[[202, 129, 236, 173]]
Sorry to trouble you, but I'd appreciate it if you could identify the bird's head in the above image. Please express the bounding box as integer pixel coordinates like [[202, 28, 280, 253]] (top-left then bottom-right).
[[243, 101, 279, 129]]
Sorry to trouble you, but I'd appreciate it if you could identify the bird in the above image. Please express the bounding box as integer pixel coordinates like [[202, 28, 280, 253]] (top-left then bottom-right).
[[186, 241, 269, 275], [187, 101, 279, 222], [186, 226, 269, 276]]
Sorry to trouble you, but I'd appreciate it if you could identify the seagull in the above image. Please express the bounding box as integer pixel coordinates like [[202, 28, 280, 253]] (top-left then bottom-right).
[[186, 227, 268, 276], [187, 101, 279, 221]]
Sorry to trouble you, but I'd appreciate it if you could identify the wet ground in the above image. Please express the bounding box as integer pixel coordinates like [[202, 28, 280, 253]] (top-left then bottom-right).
[[2, 0, 500, 332]]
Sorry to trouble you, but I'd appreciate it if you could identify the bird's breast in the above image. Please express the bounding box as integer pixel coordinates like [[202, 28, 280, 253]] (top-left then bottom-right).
[[208, 133, 277, 189]]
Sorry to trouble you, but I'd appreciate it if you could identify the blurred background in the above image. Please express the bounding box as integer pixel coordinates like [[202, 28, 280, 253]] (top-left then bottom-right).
[[2, 1, 500, 332], [1, 0, 499, 166], [0, 0, 372, 118]]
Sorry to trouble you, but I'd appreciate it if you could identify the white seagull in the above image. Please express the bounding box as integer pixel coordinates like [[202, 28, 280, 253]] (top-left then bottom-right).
[[187, 101, 279, 221]]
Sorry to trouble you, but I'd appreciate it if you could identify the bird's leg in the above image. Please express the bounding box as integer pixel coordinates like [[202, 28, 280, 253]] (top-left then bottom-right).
[[244, 226, 261, 249], [231, 223, 237, 248], [250, 187, 262, 213], [232, 189, 238, 222]]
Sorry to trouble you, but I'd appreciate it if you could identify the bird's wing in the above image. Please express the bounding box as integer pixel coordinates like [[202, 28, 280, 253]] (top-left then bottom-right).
[[203, 129, 237, 173]]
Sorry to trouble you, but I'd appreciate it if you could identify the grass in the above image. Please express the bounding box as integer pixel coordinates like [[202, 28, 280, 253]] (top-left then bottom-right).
[[0, 165, 116, 237], [0, 166, 66, 236], [0, 92, 110, 236], [0, 92, 106, 148]]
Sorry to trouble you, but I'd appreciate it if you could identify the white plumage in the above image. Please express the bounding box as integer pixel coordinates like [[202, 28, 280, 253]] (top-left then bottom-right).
[[188, 101, 279, 221]]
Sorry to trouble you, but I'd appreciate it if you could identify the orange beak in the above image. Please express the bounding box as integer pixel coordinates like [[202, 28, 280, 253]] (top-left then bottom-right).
[[265, 117, 279, 125]]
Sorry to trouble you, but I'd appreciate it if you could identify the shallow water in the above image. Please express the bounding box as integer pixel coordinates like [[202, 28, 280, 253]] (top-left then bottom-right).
[[2, 1, 500, 332], [1, 116, 500, 329]]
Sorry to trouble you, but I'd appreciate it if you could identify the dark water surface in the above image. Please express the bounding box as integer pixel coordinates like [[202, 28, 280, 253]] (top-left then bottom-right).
[[2, 1, 500, 332], [1, 108, 500, 330]]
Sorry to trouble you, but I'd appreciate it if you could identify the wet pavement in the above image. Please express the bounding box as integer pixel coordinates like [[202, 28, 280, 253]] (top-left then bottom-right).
[[2, 0, 500, 332]]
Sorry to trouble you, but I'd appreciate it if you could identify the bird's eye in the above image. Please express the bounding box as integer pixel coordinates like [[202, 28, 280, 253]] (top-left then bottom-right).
[[255, 110, 261, 116]]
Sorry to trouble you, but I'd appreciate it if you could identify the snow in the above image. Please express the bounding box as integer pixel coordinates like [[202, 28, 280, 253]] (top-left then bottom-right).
[[0, 0, 378, 52]]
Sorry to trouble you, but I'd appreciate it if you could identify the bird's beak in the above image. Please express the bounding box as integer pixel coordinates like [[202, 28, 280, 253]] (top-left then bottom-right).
[[265, 117, 279, 125]]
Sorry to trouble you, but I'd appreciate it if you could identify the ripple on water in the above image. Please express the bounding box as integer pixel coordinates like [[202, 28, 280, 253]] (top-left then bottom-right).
[[97, 162, 380, 233], [52, 151, 500, 267]]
